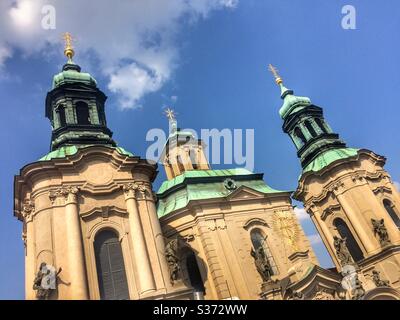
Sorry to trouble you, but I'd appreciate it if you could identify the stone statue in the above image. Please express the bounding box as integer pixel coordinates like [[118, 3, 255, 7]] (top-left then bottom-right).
[[165, 239, 180, 284], [250, 246, 273, 282], [371, 219, 391, 246], [372, 270, 390, 287], [33, 262, 62, 300], [333, 235, 354, 266], [351, 276, 365, 300]]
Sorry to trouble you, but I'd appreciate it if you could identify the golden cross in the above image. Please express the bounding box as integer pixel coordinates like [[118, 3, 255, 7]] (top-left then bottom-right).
[[164, 107, 177, 121], [63, 32, 75, 60], [268, 64, 283, 85]]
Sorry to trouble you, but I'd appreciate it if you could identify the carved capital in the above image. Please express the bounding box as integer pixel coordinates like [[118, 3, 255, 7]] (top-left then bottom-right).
[[49, 186, 79, 205], [123, 182, 139, 200]]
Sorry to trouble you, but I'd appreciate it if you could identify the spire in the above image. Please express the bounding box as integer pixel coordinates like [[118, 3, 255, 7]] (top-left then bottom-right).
[[63, 32, 75, 63], [268, 64, 311, 119], [45, 33, 115, 151], [164, 107, 178, 134], [269, 65, 347, 170]]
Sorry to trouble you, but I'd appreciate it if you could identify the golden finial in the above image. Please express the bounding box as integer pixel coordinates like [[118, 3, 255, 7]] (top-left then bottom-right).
[[63, 32, 75, 61], [268, 64, 283, 85], [164, 107, 177, 121]]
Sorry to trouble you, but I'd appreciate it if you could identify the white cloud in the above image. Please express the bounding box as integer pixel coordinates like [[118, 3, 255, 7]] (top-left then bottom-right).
[[294, 207, 310, 221], [308, 234, 323, 245], [394, 181, 400, 192], [0, 0, 238, 109]]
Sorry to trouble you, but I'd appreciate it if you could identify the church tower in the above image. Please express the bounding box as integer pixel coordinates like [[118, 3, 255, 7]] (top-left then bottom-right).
[[270, 65, 400, 298], [161, 108, 210, 180], [14, 34, 192, 300], [156, 111, 342, 300]]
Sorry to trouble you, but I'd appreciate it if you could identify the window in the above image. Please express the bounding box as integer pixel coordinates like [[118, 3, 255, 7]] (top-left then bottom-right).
[[76, 101, 90, 125], [186, 251, 205, 294], [294, 127, 307, 145], [383, 199, 400, 229], [315, 118, 327, 133], [57, 105, 66, 127], [94, 230, 129, 300], [333, 218, 364, 262], [250, 229, 278, 274], [304, 120, 317, 137]]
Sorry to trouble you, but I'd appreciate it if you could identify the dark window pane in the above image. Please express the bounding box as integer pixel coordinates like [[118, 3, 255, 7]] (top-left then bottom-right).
[[94, 230, 129, 300], [384, 199, 400, 229], [333, 218, 364, 262], [76, 102, 90, 125]]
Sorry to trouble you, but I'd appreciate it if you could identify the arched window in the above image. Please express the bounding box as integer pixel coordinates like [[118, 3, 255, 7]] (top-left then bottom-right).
[[294, 127, 307, 146], [94, 229, 129, 300], [250, 229, 278, 275], [57, 105, 66, 127], [315, 118, 327, 133], [304, 120, 317, 137], [76, 101, 90, 125], [186, 251, 205, 295], [383, 199, 400, 229], [333, 218, 364, 262]]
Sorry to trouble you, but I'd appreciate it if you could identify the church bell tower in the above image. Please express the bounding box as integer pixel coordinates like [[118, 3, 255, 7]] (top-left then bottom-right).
[[269, 65, 400, 298], [14, 34, 193, 300]]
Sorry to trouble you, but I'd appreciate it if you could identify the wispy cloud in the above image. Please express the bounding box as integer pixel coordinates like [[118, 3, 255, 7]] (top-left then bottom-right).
[[294, 207, 310, 221], [307, 233, 323, 245], [0, 0, 238, 109]]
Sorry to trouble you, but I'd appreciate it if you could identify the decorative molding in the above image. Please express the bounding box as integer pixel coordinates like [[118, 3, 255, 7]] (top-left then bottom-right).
[[372, 186, 392, 195], [243, 218, 268, 231], [80, 205, 127, 221], [321, 204, 341, 221]]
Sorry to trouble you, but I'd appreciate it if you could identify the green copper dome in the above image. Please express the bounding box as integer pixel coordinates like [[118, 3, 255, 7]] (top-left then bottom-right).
[[278, 83, 312, 119], [52, 62, 97, 89]]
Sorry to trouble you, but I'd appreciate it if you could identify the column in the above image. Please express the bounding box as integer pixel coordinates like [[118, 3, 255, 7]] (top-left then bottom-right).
[[123, 183, 156, 295], [335, 191, 376, 254], [22, 199, 35, 300], [64, 187, 89, 299], [308, 205, 339, 267], [140, 186, 171, 290]]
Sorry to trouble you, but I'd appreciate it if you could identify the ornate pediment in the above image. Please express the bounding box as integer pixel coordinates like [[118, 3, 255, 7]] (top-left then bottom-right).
[[80, 205, 127, 221], [321, 204, 341, 221], [227, 186, 265, 201], [243, 218, 269, 230]]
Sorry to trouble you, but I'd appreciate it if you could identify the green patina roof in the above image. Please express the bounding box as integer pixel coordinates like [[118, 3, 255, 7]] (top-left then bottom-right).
[[52, 62, 97, 89], [302, 147, 359, 174], [278, 84, 312, 119], [39, 145, 134, 161], [157, 169, 286, 218]]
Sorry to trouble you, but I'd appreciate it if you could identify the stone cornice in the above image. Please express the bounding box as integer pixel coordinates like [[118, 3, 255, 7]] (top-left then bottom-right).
[[294, 149, 386, 200]]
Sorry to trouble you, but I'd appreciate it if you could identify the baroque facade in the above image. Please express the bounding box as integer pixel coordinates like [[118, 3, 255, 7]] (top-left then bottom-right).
[[13, 43, 400, 300]]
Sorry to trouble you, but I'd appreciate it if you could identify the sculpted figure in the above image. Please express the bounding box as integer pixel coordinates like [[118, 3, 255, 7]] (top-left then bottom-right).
[[333, 235, 353, 266], [165, 239, 180, 284], [371, 219, 391, 246], [372, 270, 390, 287], [251, 246, 273, 282], [33, 262, 62, 300]]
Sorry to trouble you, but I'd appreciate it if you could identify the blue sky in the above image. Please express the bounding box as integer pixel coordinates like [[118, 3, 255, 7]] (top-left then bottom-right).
[[1, 0, 399, 299]]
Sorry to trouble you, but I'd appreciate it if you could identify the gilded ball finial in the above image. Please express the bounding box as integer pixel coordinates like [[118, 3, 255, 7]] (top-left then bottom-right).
[[268, 64, 283, 85], [63, 32, 75, 61]]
